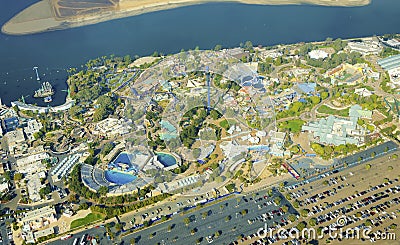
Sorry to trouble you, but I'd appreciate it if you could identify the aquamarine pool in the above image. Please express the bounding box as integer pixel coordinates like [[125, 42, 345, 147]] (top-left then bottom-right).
[[104, 170, 137, 185], [156, 152, 177, 167]]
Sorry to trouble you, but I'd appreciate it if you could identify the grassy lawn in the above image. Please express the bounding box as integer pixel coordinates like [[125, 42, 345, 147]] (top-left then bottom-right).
[[317, 105, 349, 117], [70, 212, 105, 229], [279, 119, 305, 133], [219, 119, 236, 130]]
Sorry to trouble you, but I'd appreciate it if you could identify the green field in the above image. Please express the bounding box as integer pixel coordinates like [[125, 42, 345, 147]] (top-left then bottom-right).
[[219, 119, 237, 130], [70, 212, 105, 229], [317, 105, 349, 117], [278, 119, 305, 133]]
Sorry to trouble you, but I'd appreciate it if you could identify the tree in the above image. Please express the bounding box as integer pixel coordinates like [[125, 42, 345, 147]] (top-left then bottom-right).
[[115, 223, 123, 232], [183, 217, 190, 226], [365, 164, 371, 170], [39, 185, 52, 198], [288, 214, 296, 222], [101, 142, 114, 156], [244, 41, 253, 51], [297, 221, 307, 231], [98, 186, 108, 196], [321, 91, 329, 100], [281, 205, 289, 213], [14, 173, 23, 181], [33, 131, 44, 140], [300, 209, 309, 217], [273, 196, 281, 205], [214, 44, 222, 51], [191, 229, 196, 235], [93, 107, 108, 122], [309, 218, 317, 226], [210, 110, 221, 120], [97, 95, 114, 110]]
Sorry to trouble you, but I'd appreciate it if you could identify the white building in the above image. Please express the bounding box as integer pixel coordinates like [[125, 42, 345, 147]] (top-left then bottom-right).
[[347, 41, 381, 55], [19, 206, 57, 231], [24, 119, 43, 141], [308, 50, 328, 60], [354, 88, 374, 97], [16, 153, 49, 174], [0, 182, 9, 193], [4, 129, 26, 154], [92, 118, 131, 137]]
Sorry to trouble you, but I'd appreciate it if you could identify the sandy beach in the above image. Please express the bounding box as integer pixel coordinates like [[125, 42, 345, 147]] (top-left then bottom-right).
[[2, 0, 371, 35]]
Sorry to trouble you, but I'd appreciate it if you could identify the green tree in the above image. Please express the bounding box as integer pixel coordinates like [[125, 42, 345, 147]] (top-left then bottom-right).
[[300, 209, 309, 217], [93, 107, 108, 122], [98, 186, 108, 196], [183, 217, 190, 226], [14, 173, 23, 181], [273, 196, 281, 205], [214, 44, 222, 51]]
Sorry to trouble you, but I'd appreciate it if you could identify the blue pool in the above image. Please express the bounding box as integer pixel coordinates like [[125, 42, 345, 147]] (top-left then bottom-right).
[[104, 170, 137, 185], [248, 145, 270, 151], [156, 152, 177, 167]]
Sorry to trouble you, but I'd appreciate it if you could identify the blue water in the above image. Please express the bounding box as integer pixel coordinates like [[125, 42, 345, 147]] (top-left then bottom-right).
[[156, 152, 177, 167], [104, 170, 137, 185], [1, 0, 400, 105], [248, 145, 270, 151]]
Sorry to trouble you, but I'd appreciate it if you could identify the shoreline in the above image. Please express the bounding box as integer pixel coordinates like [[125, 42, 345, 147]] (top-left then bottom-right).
[[2, 0, 371, 35]]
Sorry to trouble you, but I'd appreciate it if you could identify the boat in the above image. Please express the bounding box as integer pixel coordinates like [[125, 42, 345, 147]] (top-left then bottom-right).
[[44, 96, 52, 103], [60, 234, 73, 240], [34, 81, 54, 98]]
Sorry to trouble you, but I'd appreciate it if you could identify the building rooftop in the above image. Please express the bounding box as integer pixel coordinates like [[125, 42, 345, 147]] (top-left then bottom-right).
[[378, 54, 400, 71]]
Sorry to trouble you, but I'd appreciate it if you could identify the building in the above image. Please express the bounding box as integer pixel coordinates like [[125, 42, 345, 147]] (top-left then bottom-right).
[[302, 105, 370, 146], [33, 227, 55, 241], [24, 119, 43, 141], [26, 172, 45, 202], [4, 129, 26, 154], [308, 50, 328, 60], [293, 82, 316, 94], [378, 54, 400, 71], [0, 182, 9, 193], [11, 100, 74, 114], [3, 117, 19, 132], [92, 118, 131, 137], [354, 88, 374, 97], [269, 131, 288, 157], [16, 153, 49, 174], [19, 206, 57, 230], [385, 38, 400, 49], [347, 41, 381, 55]]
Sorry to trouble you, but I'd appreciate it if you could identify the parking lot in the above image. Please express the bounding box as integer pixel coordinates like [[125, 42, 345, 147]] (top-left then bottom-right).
[[247, 151, 400, 245], [0, 209, 15, 245], [123, 190, 297, 245]]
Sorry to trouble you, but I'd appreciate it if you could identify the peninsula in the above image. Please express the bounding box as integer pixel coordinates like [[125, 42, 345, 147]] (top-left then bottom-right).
[[2, 0, 370, 35]]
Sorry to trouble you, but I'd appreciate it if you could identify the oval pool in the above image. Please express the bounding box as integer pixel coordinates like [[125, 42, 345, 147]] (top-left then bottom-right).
[[156, 152, 177, 167], [104, 170, 137, 185]]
